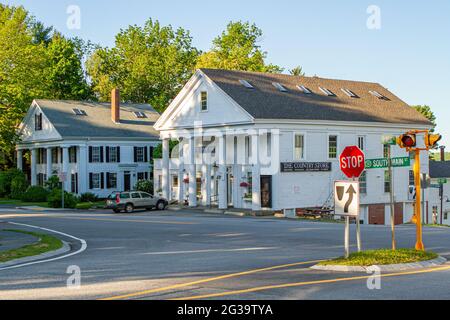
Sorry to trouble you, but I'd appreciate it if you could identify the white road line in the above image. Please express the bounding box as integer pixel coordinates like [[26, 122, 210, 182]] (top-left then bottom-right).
[[0, 222, 87, 271], [141, 247, 278, 255]]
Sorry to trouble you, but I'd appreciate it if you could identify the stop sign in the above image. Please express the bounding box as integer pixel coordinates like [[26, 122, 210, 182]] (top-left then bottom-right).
[[339, 146, 365, 178]]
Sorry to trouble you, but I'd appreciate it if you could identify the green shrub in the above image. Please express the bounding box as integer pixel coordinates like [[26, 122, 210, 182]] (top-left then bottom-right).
[[135, 179, 153, 194], [79, 192, 98, 203], [47, 188, 79, 209], [0, 169, 26, 197], [75, 202, 94, 210], [21, 186, 50, 202], [10, 174, 29, 200], [45, 175, 61, 191]]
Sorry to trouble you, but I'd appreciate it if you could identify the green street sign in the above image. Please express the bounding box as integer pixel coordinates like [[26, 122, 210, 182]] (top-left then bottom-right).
[[438, 178, 447, 185], [365, 157, 411, 169]]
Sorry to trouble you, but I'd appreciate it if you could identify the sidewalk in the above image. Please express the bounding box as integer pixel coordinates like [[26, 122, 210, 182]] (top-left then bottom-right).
[[0, 224, 39, 252]]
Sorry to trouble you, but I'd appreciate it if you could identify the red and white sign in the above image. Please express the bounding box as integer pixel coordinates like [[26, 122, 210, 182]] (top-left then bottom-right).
[[339, 146, 365, 179]]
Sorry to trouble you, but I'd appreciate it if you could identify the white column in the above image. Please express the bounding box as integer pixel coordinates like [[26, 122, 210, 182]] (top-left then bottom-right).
[[233, 164, 242, 208], [178, 141, 185, 204], [251, 134, 261, 211], [162, 138, 170, 200], [46, 147, 52, 179], [218, 135, 227, 209], [16, 149, 23, 171], [62, 147, 69, 191], [205, 164, 212, 206], [188, 135, 197, 207], [78, 146, 88, 194], [30, 148, 37, 186]]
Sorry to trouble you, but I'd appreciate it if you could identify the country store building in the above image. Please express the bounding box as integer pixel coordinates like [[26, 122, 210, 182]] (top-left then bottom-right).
[[153, 69, 433, 225]]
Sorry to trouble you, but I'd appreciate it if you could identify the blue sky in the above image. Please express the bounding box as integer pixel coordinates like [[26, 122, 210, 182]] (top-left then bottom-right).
[[5, 0, 450, 146]]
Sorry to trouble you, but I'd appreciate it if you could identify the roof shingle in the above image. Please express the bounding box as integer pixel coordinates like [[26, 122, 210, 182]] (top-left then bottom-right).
[[200, 68, 432, 125]]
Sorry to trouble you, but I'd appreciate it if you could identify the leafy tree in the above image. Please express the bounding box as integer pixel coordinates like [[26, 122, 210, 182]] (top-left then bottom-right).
[[196, 21, 282, 73], [43, 33, 92, 100], [30, 20, 53, 45], [0, 5, 48, 168], [152, 140, 179, 159], [135, 180, 153, 195], [289, 66, 305, 76], [87, 19, 199, 112], [412, 105, 437, 132]]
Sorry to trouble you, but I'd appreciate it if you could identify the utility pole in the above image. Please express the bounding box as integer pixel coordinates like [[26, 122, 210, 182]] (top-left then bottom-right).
[[387, 144, 396, 250], [414, 149, 424, 250]]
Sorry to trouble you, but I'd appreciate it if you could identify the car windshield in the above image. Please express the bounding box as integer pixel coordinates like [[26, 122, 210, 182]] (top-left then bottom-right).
[[107, 193, 118, 200]]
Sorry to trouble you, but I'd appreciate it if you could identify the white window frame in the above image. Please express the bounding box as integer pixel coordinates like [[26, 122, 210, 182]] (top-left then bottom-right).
[[200, 91, 208, 112], [109, 147, 118, 163], [136, 147, 145, 163], [327, 134, 339, 160], [293, 132, 306, 160], [92, 147, 101, 163], [92, 173, 101, 189], [107, 173, 117, 189], [359, 171, 367, 194]]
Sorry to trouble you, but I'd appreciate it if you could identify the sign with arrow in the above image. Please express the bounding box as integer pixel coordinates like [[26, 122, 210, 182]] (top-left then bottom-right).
[[334, 181, 360, 217]]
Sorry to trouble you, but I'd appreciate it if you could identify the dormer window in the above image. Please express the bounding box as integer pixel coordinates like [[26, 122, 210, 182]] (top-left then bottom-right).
[[369, 90, 389, 100], [341, 88, 357, 98], [134, 111, 147, 118], [239, 79, 254, 89], [35, 113, 43, 131], [201, 91, 208, 111], [319, 87, 335, 96], [297, 85, 311, 94], [73, 108, 87, 116], [272, 82, 288, 92]]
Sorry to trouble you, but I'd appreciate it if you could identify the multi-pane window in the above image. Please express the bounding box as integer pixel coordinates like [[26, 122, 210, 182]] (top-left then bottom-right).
[[383, 144, 390, 158], [358, 136, 365, 151], [91, 173, 101, 189], [294, 134, 304, 160], [359, 171, 367, 194], [35, 113, 43, 131], [137, 172, 149, 181], [109, 147, 118, 163], [200, 91, 208, 111], [135, 147, 145, 162], [106, 173, 117, 189], [91, 147, 101, 163], [328, 135, 338, 159], [384, 170, 391, 193], [172, 175, 179, 187]]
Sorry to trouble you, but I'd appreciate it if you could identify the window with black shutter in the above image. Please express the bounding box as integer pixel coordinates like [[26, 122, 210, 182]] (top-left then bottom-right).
[[101, 172, 105, 189], [106, 147, 110, 163], [89, 173, 93, 189], [144, 147, 148, 163], [100, 147, 104, 163], [117, 147, 121, 163], [89, 147, 93, 163], [133, 147, 137, 163]]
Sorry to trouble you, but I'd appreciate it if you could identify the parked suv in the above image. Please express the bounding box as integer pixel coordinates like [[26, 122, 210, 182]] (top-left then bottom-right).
[[106, 191, 168, 213]]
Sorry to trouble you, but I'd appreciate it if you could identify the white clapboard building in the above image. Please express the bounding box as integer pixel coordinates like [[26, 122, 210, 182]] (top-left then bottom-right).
[[153, 69, 433, 225], [16, 89, 160, 198]]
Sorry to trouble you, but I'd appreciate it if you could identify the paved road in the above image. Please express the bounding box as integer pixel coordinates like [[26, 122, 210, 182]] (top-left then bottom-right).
[[0, 207, 449, 300]]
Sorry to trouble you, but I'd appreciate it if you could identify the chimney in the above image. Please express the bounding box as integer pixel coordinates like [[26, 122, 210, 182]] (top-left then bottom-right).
[[111, 88, 120, 123], [440, 145, 446, 161]]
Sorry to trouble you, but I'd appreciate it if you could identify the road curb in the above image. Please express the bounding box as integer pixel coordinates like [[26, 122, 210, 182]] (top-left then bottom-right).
[[0, 240, 71, 269], [310, 256, 447, 272]]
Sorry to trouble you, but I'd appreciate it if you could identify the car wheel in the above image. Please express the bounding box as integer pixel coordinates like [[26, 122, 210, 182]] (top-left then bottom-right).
[[113, 209, 121, 213], [125, 203, 134, 213], [156, 201, 166, 211]]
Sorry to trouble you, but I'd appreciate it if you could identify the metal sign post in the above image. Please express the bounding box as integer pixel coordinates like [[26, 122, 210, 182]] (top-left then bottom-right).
[[387, 144, 396, 250], [335, 181, 360, 258]]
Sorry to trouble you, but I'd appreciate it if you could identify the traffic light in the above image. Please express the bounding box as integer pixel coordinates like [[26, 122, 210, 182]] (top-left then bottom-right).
[[425, 133, 442, 148], [397, 134, 416, 148]]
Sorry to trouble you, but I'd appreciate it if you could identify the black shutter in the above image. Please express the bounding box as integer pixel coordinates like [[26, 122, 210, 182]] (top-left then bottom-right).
[[106, 173, 110, 189], [100, 147, 104, 163], [144, 147, 148, 163], [60, 148, 62, 164], [43, 149, 47, 164], [117, 147, 121, 163], [101, 173, 105, 189], [89, 173, 93, 189], [34, 114, 37, 130], [106, 147, 110, 163], [76, 173, 78, 194], [134, 147, 137, 163], [74, 147, 77, 163], [89, 147, 93, 163], [145, 172, 148, 180]]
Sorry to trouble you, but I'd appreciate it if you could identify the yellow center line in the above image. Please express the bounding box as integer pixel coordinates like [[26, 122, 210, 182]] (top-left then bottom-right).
[[100, 259, 324, 300], [54, 216, 197, 225], [172, 264, 450, 300]]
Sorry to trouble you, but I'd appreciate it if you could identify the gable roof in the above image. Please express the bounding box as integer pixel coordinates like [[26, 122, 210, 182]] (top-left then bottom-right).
[[199, 69, 432, 126], [34, 100, 160, 139], [429, 161, 450, 178]]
